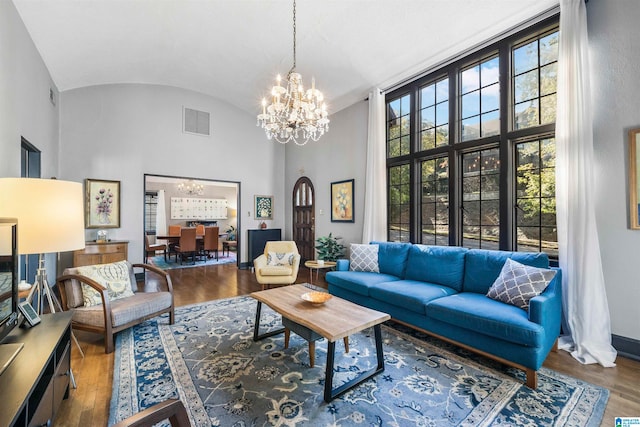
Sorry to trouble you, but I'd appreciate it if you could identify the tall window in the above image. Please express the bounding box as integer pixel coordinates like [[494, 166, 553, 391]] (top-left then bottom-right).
[[145, 192, 158, 233], [386, 17, 559, 259]]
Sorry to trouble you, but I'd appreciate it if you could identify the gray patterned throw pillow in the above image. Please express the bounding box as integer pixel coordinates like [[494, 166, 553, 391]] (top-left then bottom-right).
[[486, 258, 556, 310], [76, 260, 134, 307], [349, 244, 380, 273]]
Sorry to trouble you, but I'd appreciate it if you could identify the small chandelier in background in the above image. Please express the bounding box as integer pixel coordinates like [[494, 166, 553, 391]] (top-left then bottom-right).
[[257, 0, 329, 146], [177, 180, 204, 196]]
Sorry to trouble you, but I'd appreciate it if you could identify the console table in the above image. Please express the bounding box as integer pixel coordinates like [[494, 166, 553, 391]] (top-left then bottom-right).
[[73, 240, 129, 266], [0, 312, 72, 427], [247, 229, 281, 266]]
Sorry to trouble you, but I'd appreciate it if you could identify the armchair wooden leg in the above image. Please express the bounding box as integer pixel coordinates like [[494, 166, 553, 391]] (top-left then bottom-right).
[[105, 333, 114, 354], [284, 328, 290, 349], [343, 337, 349, 353]]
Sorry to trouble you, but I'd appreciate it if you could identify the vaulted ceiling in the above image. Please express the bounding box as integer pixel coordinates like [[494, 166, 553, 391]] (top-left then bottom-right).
[[13, 0, 558, 115]]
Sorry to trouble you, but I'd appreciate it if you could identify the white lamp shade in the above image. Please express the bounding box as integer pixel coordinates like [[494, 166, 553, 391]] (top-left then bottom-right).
[[0, 178, 85, 255]]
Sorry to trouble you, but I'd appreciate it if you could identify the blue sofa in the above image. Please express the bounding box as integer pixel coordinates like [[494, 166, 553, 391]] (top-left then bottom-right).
[[325, 242, 562, 388]]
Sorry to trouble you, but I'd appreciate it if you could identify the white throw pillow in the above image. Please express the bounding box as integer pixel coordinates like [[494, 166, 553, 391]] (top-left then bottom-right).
[[76, 260, 134, 307], [267, 252, 295, 266], [349, 244, 380, 273], [486, 258, 556, 310]]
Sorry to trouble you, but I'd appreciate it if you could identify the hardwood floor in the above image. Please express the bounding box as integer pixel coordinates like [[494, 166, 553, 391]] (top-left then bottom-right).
[[54, 263, 640, 426]]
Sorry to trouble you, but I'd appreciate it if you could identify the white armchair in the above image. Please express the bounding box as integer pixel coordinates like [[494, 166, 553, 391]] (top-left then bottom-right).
[[253, 241, 301, 290]]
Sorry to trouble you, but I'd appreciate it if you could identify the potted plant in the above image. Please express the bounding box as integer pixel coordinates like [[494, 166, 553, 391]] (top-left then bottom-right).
[[315, 233, 346, 262], [225, 225, 236, 241]]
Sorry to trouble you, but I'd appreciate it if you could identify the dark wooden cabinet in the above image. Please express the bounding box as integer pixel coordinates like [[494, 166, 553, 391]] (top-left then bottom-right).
[[0, 312, 72, 427], [247, 229, 282, 264]]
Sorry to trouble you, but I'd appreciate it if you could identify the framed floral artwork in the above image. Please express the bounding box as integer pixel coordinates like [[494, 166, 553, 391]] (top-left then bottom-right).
[[255, 195, 273, 220], [331, 179, 354, 222], [629, 128, 640, 229], [85, 179, 121, 228]]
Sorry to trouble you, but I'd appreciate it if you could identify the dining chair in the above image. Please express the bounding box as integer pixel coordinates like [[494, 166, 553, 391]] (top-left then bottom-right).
[[195, 224, 205, 236], [201, 226, 219, 260], [167, 225, 182, 260], [175, 227, 197, 264], [145, 233, 167, 263]]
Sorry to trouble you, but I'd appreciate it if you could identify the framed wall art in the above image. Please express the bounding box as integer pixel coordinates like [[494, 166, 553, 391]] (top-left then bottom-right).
[[629, 128, 640, 229], [331, 179, 354, 223], [255, 195, 273, 220], [85, 179, 121, 228]]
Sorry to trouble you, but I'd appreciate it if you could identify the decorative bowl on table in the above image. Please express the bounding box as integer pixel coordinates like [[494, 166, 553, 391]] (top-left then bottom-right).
[[301, 291, 332, 305]]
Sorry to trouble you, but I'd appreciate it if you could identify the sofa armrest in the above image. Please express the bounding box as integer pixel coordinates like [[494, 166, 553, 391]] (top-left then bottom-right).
[[336, 259, 350, 271], [528, 268, 562, 336], [132, 263, 174, 294], [56, 273, 114, 326]]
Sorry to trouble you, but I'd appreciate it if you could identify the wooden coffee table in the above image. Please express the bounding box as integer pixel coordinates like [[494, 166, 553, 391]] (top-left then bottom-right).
[[251, 284, 390, 402]]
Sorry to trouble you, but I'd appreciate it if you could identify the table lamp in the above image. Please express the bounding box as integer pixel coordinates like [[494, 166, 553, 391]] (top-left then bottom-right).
[[0, 178, 85, 314]]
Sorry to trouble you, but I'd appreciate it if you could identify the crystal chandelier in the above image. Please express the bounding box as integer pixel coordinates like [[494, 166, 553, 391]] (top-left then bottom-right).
[[177, 180, 204, 196], [257, 0, 329, 145]]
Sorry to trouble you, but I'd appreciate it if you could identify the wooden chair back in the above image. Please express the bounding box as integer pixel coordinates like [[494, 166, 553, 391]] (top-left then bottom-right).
[[203, 226, 219, 251], [195, 224, 205, 236], [178, 227, 197, 252], [168, 225, 182, 236]]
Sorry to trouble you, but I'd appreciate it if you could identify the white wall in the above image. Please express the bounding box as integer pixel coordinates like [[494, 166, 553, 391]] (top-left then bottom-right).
[[0, 0, 59, 178], [0, 1, 60, 283], [588, 0, 640, 341], [59, 84, 285, 264], [284, 100, 368, 254]]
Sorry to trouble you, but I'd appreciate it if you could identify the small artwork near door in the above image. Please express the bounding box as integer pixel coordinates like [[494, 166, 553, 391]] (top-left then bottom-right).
[[331, 179, 354, 223], [255, 195, 273, 220], [85, 179, 121, 228], [629, 128, 640, 229]]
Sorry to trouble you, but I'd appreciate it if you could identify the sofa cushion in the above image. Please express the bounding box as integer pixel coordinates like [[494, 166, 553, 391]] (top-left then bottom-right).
[[369, 280, 457, 315], [325, 271, 400, 297], [404, 245, 468, 291], [349, 244, 379, 272], [487, 258, 556, 310], [425, 293, 545, 348], [463, 249, 549, 294], [76, 261, 134, 307], [371, 241, 412, 278]]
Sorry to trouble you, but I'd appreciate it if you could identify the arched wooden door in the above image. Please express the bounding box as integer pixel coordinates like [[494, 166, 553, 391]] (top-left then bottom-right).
[[293, 177, 315, 262]]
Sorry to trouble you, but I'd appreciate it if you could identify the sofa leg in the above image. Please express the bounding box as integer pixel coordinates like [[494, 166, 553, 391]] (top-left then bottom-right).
[[525, 369, 537, 389]]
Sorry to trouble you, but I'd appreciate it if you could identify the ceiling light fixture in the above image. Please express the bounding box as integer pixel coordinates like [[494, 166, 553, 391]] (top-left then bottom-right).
[[257, 0, 329, 145], [177, 180, 204, 196]]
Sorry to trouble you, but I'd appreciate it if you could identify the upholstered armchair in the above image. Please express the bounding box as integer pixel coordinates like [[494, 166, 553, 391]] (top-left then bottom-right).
[[253, 241, 301, 290], [57, 261, 174, 353]]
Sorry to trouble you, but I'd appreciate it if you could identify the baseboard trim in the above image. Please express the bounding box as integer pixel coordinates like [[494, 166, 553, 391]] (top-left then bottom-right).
[[612, 334, 640, 361]]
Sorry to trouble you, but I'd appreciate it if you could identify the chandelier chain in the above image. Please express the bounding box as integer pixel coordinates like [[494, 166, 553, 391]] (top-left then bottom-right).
[[291, 0, 296, 73], [256, 0, 329, 145]]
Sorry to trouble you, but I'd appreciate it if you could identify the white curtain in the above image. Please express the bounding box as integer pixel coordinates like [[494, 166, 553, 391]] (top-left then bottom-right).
[[362, 88, 387, 243], [155, 189, 167, 240], [556, 0, 617, 367]]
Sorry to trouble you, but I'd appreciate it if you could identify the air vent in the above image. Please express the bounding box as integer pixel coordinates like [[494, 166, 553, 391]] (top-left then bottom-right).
[[183, 107, 210, 136]]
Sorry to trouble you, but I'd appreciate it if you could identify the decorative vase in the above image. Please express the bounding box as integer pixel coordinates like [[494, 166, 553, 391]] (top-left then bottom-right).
[[98, 212, 110, 224], [260, 221, 267, 229]]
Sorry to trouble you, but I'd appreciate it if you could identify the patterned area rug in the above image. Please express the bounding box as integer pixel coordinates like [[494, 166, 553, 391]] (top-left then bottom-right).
[[109, 296, 608, 427], [149, 252, 236, 270]]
